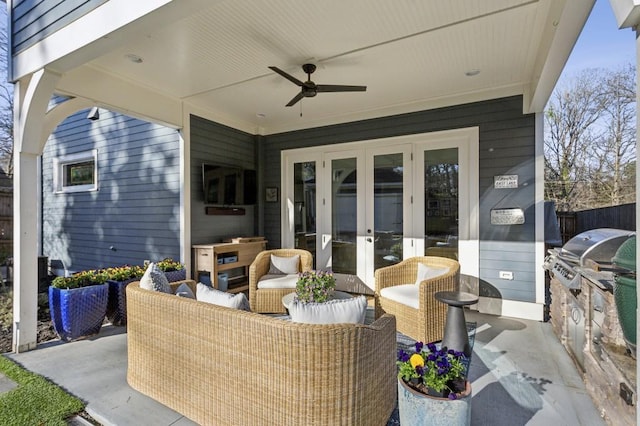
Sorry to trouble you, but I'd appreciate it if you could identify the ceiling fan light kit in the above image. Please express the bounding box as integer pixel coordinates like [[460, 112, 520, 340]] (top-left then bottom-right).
[[269, 63, 367, 107]]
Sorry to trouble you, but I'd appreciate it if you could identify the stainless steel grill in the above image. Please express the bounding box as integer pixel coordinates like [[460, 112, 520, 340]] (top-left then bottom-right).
[[544, 228, 635, 289]]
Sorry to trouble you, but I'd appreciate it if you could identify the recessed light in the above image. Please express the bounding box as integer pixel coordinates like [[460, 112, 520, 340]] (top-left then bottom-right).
[[125, 53, 143, 64], [465, 69, 480, 77]]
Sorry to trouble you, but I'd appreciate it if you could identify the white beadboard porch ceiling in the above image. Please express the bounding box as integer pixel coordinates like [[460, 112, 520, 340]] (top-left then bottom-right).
[[81, 0, 584, 134]]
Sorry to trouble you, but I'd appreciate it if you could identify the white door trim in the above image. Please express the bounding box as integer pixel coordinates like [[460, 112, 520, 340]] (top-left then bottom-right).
[[281, 127, 480, 284]]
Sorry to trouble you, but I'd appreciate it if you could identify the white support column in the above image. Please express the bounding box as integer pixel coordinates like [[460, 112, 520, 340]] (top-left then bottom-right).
[[12, 69, 59, 352], [12, 152, 39, 352], [607, 4, 640, 421], [180, 106, 191, 279]]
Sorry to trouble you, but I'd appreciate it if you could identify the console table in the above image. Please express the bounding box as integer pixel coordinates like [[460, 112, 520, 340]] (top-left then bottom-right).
[[192, 239, 266, 293]]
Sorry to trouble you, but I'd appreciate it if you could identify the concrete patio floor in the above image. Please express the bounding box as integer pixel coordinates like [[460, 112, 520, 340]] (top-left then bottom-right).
[[6, 310, 605, 426]]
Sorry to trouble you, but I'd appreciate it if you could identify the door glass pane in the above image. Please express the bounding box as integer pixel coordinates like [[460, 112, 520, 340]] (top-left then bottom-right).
[[293, 162, 316, 268], [331, 158, 357, 274], [374, 153, 404, 269], [424, 149, 459, 260]]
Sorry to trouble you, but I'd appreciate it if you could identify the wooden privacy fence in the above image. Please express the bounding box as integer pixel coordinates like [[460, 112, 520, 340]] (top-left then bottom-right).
[[556, 203, 636, 245]]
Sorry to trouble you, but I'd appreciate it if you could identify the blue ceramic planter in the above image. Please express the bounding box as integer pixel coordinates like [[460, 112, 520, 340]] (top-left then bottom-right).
[[164, 269, 186, 282], [49, 283, 109, 341], [106, 279, 138, 326], [398, 378, 471, 426]]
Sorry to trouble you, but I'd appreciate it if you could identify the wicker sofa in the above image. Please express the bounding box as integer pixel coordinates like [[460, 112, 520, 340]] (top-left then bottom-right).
[[126, 280, 397, 426]]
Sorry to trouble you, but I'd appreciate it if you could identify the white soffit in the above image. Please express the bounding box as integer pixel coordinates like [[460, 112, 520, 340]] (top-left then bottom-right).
[[31, 0, 592, 134]]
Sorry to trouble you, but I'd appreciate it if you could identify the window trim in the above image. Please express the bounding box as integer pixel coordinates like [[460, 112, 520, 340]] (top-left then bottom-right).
[[53, 149, 98, 193]]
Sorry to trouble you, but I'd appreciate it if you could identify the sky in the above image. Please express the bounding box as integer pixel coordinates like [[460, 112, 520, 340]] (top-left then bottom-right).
[[559, 0, 636, 82]]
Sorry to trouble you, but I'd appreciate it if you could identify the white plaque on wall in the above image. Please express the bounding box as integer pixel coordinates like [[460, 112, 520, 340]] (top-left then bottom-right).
[[494, 175, 518, 189], [491, 208, 525, 225]]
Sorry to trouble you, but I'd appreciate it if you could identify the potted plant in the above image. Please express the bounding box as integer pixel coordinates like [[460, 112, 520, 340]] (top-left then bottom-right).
[[49, 269, 109, 341], [397, 341, 471, 425], [155, 258, 186, 282], [104, 265, 145, 326], [295, 270, 336, 303]]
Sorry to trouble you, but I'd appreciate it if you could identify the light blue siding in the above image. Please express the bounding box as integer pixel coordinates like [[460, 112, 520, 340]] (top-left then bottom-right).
[[11, 0, 107, 55], [41, 108, 181, 273]]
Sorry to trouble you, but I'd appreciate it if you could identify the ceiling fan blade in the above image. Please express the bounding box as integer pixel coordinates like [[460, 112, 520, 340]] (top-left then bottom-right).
[[316, 84, 367, 93], [286, 91, 305, 107], [269, 66, 305, 87]]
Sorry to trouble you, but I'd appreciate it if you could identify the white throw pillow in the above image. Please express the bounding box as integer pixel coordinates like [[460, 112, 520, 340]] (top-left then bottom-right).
[[139, 263, 172, 293], [257, 274, 299, 289], [269, 255, 300, 275], [175, 282, 195, 299], [196, 283, 250, 310], [380, 285, 419, 309], [289, 296, 367, 324], [414, 263, 449, 286]]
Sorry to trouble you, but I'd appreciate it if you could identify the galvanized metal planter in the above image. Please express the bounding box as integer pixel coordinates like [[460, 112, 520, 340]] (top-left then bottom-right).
[[397, 378, 471, 426]]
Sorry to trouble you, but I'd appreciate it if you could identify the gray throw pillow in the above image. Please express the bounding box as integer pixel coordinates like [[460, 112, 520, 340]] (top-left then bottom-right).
[[175, 282, 195, 299], [289, 296, 367, 324], [196, 283, 250, 311], [139, 263, 172, 293], [268, 254, 300, 275]]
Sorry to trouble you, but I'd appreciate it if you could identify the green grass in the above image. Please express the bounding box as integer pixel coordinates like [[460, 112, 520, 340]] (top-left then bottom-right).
[[0, 354, 85, 426]]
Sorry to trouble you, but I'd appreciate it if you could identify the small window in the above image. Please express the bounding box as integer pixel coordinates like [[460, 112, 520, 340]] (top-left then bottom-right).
[[53, 150, 98, 193]]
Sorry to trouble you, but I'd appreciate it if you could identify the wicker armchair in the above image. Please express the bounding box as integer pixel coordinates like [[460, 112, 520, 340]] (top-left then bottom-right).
[[249, 249, 313, 313], [375, 256, 460, 344]]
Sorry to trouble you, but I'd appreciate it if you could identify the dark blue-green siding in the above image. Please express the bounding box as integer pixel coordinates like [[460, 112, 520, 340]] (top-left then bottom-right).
[[261, 96, 538, 302]]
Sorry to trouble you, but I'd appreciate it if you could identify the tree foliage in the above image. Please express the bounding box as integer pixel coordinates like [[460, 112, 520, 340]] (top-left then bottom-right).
[[544, 65, 636, 211]]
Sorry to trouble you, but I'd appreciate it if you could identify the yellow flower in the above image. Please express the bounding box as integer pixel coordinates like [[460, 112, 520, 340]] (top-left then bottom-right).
[[409, 353, 424, 368]]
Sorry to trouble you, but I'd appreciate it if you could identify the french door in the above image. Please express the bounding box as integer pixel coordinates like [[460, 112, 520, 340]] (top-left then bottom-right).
[[282, 128, 478, 289]]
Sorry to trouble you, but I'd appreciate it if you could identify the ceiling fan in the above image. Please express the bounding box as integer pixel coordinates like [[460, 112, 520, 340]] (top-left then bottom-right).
[[269, 63, 367, 107]]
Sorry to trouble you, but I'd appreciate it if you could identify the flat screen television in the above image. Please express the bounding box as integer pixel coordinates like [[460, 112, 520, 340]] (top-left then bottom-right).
[[202, 163, 256, 205]]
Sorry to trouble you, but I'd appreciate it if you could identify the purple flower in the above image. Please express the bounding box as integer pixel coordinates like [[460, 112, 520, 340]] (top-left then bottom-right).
[[415, 342, 424, 353], [415, 366, 424, 376], [398, 349, 410, 362], [448, 393, 458, 400], [427, 342, 437, 353]]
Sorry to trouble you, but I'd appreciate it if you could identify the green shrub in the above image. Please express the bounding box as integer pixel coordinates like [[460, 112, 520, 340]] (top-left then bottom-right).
[[155, 258, 184, 272], [104, 265, 145, 281], [50, 269, 108, 289]]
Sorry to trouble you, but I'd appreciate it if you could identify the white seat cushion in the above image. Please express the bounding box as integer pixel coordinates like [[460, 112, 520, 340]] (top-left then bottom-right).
[[414, 263, 449, 286], [257, 274, 298, 289], [196, 283, 250, 310], [289, 296, 368, 324], [380, 284, 419, 309]]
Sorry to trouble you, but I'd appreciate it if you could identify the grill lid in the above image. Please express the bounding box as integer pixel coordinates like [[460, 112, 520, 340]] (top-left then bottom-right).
[[560, 228, 635, 267]]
